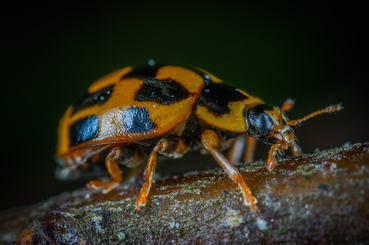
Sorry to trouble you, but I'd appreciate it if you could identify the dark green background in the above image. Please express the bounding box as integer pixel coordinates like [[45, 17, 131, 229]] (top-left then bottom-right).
[[1, 1, 367, 211]]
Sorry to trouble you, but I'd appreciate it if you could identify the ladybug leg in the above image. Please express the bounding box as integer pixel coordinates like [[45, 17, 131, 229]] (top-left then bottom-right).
[[201, 130, 257, 211], [242, 136, 257, 163], [227, 135, 246, 164], [135, 138, 188, 212], [290, 141, 302, 156], [86, 146, 123, 193], [227, 135, 257, 164], [267, 144, 282, 171]]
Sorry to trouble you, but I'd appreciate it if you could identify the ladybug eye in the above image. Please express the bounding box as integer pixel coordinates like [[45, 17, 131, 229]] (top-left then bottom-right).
[[256, 113, 273, 136]]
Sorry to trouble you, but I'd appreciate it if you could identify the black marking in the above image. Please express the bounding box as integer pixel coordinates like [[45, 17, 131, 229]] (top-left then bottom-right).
[[72, 85, 113, 115], [135, 78, 190, 105], [122, 64, 163, 79], [249, 104, 274, 116], [198, 83, 249, 116], [122, 107, 155, 133], [70, 115, 99, 147]]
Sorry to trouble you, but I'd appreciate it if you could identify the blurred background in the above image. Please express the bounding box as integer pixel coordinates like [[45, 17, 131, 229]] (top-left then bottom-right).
[[1, 1, 367, 211]]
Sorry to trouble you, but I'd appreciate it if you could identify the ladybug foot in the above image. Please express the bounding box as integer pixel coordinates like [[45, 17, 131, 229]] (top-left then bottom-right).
[[135, 193, 146, 212], [244, 193, 257, 211], [86, 180, 120, 194], [236, 175, 258, 211]]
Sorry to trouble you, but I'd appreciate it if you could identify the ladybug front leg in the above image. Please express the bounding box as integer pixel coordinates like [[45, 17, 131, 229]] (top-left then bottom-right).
[[201, 130, 257, 211], [267, 144, 283, 171], [135, 138, 188, 211], [86, 146, 123, 193]]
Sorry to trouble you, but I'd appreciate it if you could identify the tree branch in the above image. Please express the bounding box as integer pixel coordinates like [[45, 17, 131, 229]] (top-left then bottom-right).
[[1, 143, 369, 244]]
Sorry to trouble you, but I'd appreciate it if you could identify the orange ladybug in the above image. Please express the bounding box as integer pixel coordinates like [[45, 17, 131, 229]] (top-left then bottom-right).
[[56, 64, 342, 211]]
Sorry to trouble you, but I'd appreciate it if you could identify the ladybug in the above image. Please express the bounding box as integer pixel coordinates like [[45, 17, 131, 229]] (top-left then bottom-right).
[[56, 64, 342, 211]]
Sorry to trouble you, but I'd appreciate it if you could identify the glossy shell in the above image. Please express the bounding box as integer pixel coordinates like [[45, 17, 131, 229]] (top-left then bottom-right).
[[56, 65, 221, 165]]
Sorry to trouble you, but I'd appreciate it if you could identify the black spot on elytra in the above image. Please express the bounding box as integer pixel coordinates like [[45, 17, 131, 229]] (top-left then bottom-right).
[[122, 64, 163, 79], [135, 78, 190, 105], [72, 85, 113, 115], [70, 115, 99, 147], [122, 107, 155, 133], [198, 83, 249, 116]]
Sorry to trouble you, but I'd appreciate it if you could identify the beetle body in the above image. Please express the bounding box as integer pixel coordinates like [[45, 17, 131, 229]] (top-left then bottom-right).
[[56, 64, 342, 211]]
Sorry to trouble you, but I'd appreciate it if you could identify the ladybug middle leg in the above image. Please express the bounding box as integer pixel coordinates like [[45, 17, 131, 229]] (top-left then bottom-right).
[[201, 130, 257, 211], [227, 135, 246, 164], [135, 138, 188, 212], [227, 135, 257, 165], [86, 145, 142, 193], [243, 136, 257, 163]]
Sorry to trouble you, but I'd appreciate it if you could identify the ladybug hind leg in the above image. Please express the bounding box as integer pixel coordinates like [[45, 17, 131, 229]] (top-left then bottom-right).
[[135, 138, 188, 212], [86, 145, 142, 194]]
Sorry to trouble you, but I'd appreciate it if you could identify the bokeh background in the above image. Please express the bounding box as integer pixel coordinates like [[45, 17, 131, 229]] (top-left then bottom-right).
[[1, 1, 367, 211]]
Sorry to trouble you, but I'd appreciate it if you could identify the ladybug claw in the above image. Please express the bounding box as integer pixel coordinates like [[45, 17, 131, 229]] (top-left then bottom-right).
[[135, 206, 143, 212], [279, 149, 285, 156], [86, 180, 119, 193], [244, 194, 258, 211], [277, 149, 282, 156], [86, 180, 106, 190], [135, 197, 146, 212]]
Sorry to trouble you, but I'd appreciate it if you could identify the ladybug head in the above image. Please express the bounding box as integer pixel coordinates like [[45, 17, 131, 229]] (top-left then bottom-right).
[[246, 99, 343, 149], [247, 101, 294, 148]]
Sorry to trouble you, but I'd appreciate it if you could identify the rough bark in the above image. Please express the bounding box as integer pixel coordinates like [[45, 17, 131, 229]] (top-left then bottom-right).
[[1, 143, 369, 244]]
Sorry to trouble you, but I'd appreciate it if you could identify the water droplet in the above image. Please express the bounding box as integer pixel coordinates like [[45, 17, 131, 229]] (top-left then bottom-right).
[[148, 59, 156, 66]]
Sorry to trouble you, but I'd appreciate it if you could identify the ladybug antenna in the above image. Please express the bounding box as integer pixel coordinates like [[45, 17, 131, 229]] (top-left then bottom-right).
[[289, 104, 343, 126], [279, 98, 294, 124]]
